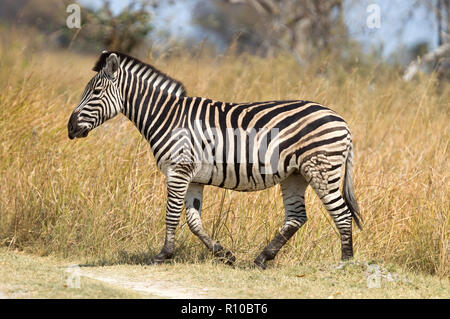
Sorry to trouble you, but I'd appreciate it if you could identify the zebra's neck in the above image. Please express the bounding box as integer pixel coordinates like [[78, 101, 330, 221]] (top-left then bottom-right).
[[116, 54, 186, 142]]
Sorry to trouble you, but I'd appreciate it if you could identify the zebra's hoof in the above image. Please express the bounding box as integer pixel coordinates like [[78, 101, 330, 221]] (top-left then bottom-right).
[[149, 252, 171, 265], [215, 250, 236, 266], [149, 257, 164, 265], [213, 243, 236, 266], [223, 251, 236, 266], [253, 256, 267, 270]]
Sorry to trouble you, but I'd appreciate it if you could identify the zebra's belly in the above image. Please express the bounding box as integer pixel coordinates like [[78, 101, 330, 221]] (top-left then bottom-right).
[[191, 163, 295, 191]]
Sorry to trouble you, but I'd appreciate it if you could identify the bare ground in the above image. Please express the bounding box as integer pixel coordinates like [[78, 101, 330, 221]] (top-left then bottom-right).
[[1, 249, 448, 298], [80, 268, 208, 299]]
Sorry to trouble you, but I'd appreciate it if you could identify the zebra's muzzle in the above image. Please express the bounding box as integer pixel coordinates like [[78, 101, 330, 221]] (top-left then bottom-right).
[[68, 112, 89, 139], [68, 128, 89, 139]]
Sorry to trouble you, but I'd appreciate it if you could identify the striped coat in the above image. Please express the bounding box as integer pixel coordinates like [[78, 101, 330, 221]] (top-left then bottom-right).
[[68, 51, 362, 269]]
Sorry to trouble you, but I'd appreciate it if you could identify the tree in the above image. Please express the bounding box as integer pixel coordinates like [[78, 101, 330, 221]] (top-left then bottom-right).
[[0, 0, 153, 54], [403, 0, 450, 81], [82, 0, 153, 53], [192, 0, 347, 59]]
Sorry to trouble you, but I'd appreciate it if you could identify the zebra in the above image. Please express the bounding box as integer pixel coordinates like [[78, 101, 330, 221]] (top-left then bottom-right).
[[68, 51, 362, 269]]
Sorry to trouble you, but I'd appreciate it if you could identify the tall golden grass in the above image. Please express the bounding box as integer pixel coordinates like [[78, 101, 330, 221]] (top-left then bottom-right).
[[0, 28, 448, 277]]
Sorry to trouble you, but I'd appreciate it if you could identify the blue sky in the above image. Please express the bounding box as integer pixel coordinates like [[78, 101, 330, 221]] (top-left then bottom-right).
[[81, 0, 438, 58], [343, 0, 437, 56]]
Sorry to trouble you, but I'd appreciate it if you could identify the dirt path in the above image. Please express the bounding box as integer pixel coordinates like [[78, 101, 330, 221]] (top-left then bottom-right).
[[0, 289, 8, 299], [79, 267, 210, 299]]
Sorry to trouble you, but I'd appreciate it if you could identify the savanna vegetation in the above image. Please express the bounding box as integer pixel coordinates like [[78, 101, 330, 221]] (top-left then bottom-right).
[[0, 25, 448, 286]]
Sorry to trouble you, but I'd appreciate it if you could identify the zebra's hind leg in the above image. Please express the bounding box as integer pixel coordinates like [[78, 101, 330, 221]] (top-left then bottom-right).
[[185, 183, 236, 265], [254, 174, 308, 270], [305, 161, 355, 261], [319, 189, 354, 260]]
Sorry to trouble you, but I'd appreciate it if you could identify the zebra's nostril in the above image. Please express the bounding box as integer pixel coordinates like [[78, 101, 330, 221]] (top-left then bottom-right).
[[68, 112, 79, 132]]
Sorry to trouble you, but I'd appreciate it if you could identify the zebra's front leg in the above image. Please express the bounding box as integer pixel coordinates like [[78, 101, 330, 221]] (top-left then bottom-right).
[[185, 183, 236, 265], [151, 172, 190, 264]]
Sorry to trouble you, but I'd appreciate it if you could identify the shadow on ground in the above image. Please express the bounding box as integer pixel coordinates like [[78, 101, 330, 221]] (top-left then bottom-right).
[[76, 245, 262, 271], [77, 245, 241, 268]]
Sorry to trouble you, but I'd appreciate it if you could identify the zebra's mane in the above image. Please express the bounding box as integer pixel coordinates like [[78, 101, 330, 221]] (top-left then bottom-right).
[[93, 51, 186, 97]]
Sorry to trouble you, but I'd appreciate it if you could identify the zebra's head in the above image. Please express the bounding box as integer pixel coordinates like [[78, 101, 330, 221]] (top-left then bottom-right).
[[68, 52, 123, 139]]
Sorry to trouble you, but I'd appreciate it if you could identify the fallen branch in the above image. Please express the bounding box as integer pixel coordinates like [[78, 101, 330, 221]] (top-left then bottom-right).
[[403, 36, 450, 81]]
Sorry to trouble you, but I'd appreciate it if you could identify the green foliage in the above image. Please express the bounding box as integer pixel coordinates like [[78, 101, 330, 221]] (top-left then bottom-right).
[[83, 0, 153, 53], [0, 0, 153, 54]]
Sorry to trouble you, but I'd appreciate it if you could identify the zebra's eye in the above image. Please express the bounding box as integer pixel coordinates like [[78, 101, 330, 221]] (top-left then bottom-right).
[[92, 88, 102, 96]]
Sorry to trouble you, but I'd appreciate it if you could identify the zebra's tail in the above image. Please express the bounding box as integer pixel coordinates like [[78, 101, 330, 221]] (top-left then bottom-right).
[[343, 144, 362, 230]]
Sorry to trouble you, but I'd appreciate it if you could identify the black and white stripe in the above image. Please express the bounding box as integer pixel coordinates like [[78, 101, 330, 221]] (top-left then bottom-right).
[[68, 51, 362, 268]]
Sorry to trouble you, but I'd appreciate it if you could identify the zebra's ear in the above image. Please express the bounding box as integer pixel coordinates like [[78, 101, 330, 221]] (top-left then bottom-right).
[[105, 53, 119, 78]]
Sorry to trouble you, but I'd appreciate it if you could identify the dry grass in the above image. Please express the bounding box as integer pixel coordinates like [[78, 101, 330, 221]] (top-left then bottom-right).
[[0, 27, 448, 279]]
